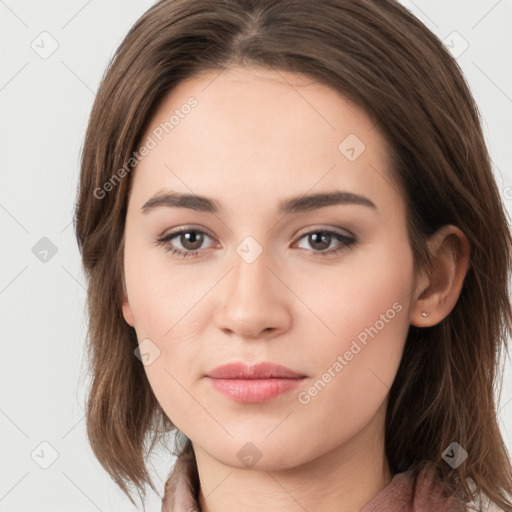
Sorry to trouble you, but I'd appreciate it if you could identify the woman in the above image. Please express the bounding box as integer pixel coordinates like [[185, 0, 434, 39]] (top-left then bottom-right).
[[73, 0, 512, 510]]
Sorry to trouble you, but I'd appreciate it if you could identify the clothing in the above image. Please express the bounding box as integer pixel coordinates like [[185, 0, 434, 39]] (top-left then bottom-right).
[[161, 449, 505, 512]]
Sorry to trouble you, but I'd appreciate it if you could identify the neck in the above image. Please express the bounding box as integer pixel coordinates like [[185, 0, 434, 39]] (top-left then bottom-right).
[[194, 404, 392, 512]]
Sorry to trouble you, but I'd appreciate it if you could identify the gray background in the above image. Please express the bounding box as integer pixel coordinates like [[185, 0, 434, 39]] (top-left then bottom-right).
[[1, 0, 511, 510]]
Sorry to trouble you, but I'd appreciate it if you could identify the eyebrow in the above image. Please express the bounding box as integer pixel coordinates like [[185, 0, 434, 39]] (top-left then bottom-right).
[[141, 189, 377, 215]]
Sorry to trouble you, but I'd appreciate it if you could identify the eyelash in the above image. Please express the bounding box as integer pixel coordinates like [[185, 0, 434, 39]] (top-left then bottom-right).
[[155, 227, 357, 259]]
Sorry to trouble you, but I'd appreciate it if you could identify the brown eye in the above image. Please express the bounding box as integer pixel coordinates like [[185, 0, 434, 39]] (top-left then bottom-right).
[[178, 231, 204, 251], [156, 228, 214, 258], [295, 229, 357, 258], [306, 232, 332, 251]]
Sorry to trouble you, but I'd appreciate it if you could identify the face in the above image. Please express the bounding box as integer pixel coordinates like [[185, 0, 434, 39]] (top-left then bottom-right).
[[121, 65, 418, 470]]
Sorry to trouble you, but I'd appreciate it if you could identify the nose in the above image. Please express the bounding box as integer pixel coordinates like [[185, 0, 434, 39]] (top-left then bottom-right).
[[213, 248, 291, 340]]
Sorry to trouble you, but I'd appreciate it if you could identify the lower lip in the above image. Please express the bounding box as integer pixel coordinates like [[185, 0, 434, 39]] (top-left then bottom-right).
[[205, 377, 305, 403]]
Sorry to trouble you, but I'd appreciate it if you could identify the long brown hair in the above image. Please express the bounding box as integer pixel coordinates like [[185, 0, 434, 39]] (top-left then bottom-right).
[[73, 0, 512, 509]]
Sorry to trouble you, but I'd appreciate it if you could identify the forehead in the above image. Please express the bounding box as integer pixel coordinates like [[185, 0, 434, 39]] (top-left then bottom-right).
[[151, 65, 381, 150], [129, 65, 400, 215]]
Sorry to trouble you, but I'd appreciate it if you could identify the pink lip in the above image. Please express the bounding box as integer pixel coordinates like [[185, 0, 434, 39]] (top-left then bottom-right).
[[205, 362, 307, 403]]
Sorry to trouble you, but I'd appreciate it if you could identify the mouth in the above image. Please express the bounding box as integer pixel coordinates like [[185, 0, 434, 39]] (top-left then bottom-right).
[[204, 361, 307, 403]]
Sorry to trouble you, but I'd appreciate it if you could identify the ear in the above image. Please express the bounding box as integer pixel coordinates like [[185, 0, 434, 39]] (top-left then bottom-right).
[[120, 280, 135, 327], [410, 225, 470, 328], [122, 297, 135, 327]]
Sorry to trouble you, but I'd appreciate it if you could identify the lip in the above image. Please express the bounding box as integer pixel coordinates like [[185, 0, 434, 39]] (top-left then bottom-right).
[[205, 361, 307, 403], [205, 361, 306, 379]]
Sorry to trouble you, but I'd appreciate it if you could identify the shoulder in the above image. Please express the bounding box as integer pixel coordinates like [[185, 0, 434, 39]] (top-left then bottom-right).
[[415, 465, 510, 512], [464, 478, 511, 512]]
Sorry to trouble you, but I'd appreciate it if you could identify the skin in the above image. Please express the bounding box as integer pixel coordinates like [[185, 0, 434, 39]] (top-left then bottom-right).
[[121, 66, 470, 512]]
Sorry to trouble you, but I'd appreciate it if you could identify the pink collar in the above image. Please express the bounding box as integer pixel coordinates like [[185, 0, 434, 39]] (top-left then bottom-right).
[[161, 453, 466, 512]]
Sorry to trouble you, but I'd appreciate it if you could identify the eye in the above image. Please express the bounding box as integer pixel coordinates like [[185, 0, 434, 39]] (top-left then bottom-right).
[[155, 227, 357, 259], [155, 227, 215, 258], [294, 229, 357, 258]]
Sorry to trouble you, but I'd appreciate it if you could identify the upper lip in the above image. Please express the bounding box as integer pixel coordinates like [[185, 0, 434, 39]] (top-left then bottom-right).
[[205, 361, 306, 379]]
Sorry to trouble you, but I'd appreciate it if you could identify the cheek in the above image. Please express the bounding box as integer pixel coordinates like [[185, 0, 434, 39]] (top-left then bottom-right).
[[133, 310, 206, 432], [289, 268, 411, 458], [297, 241, 412, 350], [123, 245, 209, 409], [124, 240, 206, 335], [297, 243, 413, 400]]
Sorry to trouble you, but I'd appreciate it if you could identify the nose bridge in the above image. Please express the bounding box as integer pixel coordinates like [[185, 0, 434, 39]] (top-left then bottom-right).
[[228, 237, 274, 307], [215, 238, 289, 338]]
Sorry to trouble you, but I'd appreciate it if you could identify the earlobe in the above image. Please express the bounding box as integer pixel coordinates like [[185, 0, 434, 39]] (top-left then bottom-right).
[[410, 225, 470, 328]]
